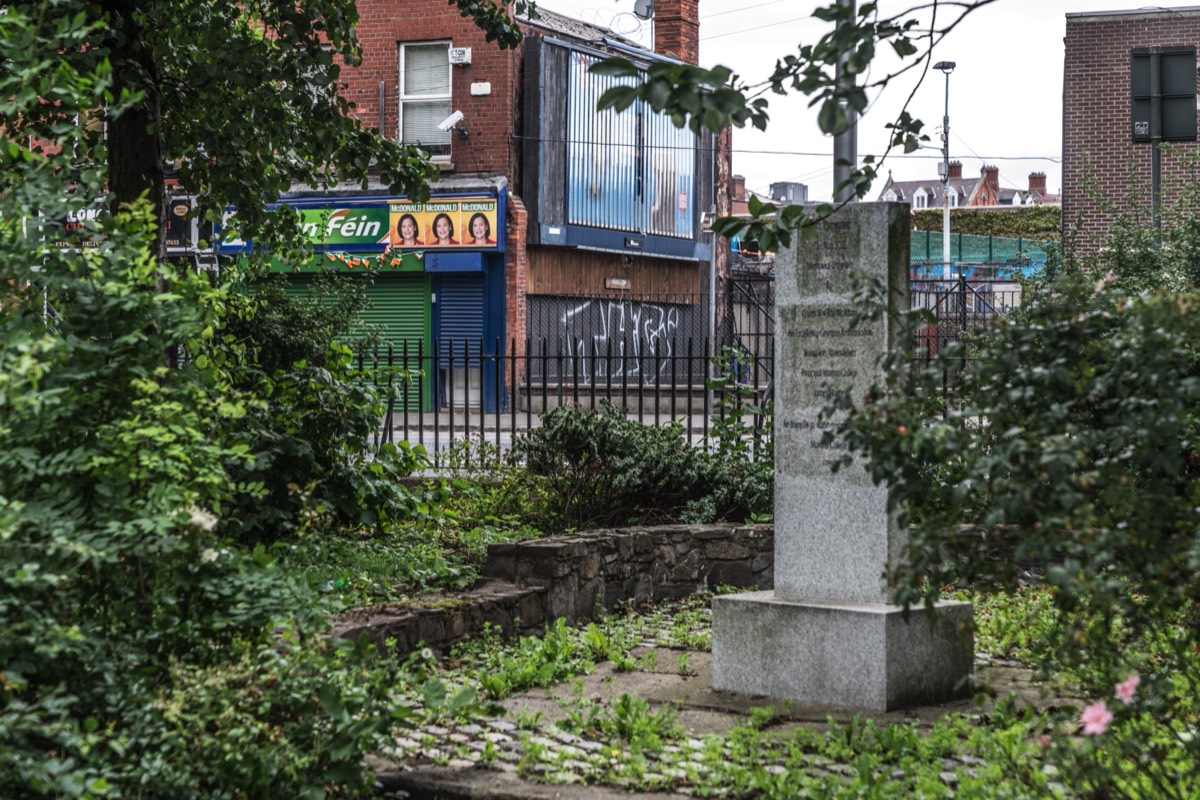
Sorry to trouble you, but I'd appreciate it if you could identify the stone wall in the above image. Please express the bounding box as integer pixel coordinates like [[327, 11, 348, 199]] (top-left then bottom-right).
[[331, 524, 773, 658]]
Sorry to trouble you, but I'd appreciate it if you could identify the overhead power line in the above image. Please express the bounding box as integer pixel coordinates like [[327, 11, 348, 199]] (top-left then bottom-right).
[[700, 14, 815, 41]]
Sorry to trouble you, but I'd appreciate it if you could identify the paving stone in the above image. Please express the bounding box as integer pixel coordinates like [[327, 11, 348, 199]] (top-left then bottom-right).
[[447, 758, 475, 769], [488, 720, 517, 732], [483, 731, 511, 744], [447, 732, 470, 744], [426, 725, 450, 736], [459, 723, 484, 734], [940, 771, 959, 785]]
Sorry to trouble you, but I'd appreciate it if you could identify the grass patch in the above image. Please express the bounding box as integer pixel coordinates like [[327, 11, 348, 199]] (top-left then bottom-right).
[[273, 516, 544, 606]]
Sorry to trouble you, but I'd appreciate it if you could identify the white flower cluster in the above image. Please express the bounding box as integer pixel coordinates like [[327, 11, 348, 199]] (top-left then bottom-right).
[[188, 505, 218, 533]]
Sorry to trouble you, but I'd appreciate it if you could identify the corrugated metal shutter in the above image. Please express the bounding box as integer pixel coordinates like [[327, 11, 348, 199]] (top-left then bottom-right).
[[275, 272, 431, 412], [275, 273, 430, 350], [437, 275, 486, 411], [362, 274, 431, 413], [437, 275, 485, 364], [567, 50, 639, 232], [361, 274, 430, 350]]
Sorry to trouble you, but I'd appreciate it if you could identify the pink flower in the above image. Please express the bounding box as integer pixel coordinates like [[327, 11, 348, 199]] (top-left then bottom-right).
[[1080, 701, 1113, 735], [1114, 674, 1140, 706]]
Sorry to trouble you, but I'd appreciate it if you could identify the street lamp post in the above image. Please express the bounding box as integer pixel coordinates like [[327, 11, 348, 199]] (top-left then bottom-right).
[[934, 60, 955, 280]]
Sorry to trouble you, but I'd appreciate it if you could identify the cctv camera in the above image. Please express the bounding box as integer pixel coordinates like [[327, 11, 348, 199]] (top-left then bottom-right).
[[437, 110, 464, 132]]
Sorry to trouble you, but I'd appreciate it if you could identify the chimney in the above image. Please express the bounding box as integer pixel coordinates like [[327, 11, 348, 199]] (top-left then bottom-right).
[[982, 164, 999, 192], [653, 0, 700, 64], [948, 160, 962, 180], [731, 174, 747, 201], [1028, 171, 1047, 196]]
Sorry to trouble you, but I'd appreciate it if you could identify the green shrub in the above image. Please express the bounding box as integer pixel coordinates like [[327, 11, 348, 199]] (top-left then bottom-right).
[[515, 401, 703, 530], [0, 195, 440, 799], [911, 205, 1061, 240], [684, 348, 774, 524], [208, 272, 443, 543], [836, 184, 1200, 792]]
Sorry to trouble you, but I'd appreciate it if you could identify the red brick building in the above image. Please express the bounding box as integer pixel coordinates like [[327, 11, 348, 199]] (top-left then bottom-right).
[[876, 161, 1058, 208], [307, 0, 726, 399], [1063, 8, 1200, 252]]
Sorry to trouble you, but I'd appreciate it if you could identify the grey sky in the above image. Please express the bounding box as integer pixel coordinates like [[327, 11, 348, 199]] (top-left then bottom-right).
[[533, 1, 1187, 201]]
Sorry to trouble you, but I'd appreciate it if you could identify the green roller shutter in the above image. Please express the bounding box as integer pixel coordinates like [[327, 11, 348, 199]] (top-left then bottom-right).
[[362, 274, 431, 413], [274, 272, 431, 412]]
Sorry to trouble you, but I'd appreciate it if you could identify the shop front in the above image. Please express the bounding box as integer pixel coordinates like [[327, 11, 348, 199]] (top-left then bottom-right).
[[216, 192, 508, 412]]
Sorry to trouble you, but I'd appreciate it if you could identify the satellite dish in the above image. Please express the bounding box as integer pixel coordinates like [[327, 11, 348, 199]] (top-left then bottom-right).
[[633, 0, 654, 20]]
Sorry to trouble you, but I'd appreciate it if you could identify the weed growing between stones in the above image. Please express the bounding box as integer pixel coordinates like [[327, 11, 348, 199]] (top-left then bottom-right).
[[375, 587, 1191, 798]]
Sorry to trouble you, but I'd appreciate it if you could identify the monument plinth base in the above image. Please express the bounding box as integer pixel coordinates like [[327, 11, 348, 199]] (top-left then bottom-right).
[[712, 591, 974, 712]]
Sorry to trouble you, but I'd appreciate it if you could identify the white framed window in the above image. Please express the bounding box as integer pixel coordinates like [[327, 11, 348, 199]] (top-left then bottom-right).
[[913, 188, 927, 209], [948, 190, 958, 207], [399, 41, 452, 158], [882, 189, 898, 202]]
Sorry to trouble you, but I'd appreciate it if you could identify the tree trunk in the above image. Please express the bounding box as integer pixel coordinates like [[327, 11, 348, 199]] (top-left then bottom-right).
[[104, 0, 166, 266]]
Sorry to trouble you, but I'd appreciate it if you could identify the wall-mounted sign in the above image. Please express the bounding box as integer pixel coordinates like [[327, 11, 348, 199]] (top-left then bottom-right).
[[389, 197, 498, 250], [1131, 46, 1198, 143], [217, 195, 503, 254], [44, 206, 104, 249]]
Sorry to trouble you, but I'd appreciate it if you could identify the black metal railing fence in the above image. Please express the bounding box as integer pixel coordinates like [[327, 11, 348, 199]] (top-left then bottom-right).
[[358, 278, 1022, 466]]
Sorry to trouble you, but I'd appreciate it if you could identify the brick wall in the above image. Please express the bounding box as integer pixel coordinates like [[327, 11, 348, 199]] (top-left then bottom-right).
[[339, 0, 715, 345], [1063, 10, 1200, 253], [505, 194, 528, 359], [344, 0, 522, 178], [655, 0, 700, 65]]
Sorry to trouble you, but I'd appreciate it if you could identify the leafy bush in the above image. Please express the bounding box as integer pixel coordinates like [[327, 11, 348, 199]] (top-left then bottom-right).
[[911, 205, 1061, 240], [683, 348, 774, 524], [511, 352, 774, 531], [835, 185, 1200, 792], [515, 401, 703, 530], [208, 272, 444, 543], [0, 203, 422, 796]]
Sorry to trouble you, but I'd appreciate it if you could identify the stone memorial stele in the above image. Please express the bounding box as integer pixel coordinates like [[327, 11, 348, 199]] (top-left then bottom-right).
[[711, 203, 973, 711]]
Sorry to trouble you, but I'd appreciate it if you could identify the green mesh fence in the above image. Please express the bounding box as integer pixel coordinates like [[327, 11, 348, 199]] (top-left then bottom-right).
[[909, 231, 1053, 263]]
